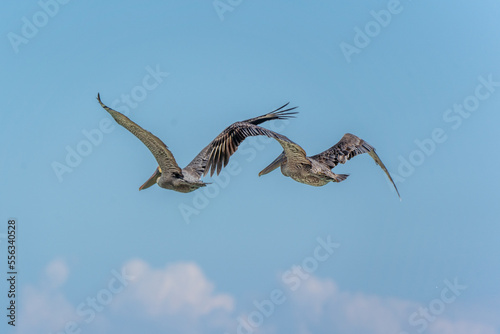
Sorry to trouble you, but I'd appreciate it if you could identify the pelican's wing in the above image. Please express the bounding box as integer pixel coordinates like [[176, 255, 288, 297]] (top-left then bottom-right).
[[97, 94, 183, 177], [310, 133, 373, 168], [367, 150, 401, 200], [204, 122, 308, 176], [242, 102, 298, 125], [184, 103, 299, 179], [310, 133, 400, 199], [183, 143, 212, 179]]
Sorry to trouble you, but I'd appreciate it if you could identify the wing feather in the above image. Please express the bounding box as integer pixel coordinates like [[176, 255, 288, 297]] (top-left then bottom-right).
[[97, 94, 182, 177], [310, 133, 373, 168], [204, 122, 306, 176], [311, 133, 400, 199], [242, 103, 298, 125], [183, 143, 211, 179], [185, 103, 299, 178]]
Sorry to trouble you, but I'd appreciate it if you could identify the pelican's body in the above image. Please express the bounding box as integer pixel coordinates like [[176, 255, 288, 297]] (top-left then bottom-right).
[[155, 167, 206, 193], [280, 157, 348, 186], [255, 133, 400, 198], [97, 94, 297, 193]]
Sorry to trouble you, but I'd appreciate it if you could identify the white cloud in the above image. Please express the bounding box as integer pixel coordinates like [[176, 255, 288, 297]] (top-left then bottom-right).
[[115, 259, 233, 317], [19, 258, 235, 334], [282, 276, 413, 334]]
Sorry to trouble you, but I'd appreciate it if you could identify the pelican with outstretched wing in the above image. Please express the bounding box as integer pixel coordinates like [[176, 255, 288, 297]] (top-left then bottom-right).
[[207, 131, 401, 199], [96, 94, 297, 193]]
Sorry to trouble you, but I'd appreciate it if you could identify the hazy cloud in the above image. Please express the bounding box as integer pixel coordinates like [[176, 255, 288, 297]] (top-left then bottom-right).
[[17, 259, 499, 334], [280, 275, 498, 334], [18, 259, 77, 334]]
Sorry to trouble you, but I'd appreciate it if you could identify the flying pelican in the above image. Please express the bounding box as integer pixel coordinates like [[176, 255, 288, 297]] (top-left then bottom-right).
[[207, 131, 401, 199], [96, 93, 297, 193]]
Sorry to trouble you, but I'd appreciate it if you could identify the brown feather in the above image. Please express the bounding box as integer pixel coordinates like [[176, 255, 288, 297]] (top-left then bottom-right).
[[97, 94, 183, 177]]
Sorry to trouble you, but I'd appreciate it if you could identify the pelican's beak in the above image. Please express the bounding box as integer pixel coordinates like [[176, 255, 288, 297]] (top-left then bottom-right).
[[139, 167, 161, 191], [258, 152, 286, 177]]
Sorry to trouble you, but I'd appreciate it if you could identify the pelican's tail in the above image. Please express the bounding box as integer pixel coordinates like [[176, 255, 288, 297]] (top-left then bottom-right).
[[334, 174, 349, 183]]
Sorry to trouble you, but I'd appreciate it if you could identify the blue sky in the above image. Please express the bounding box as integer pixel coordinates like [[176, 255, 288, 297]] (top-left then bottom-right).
[[1, 1, 500, 333]]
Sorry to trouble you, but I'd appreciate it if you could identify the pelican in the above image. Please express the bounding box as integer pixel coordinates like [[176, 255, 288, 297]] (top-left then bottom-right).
[[96, 93, 297, 193], [207, 131, 401, 199]]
